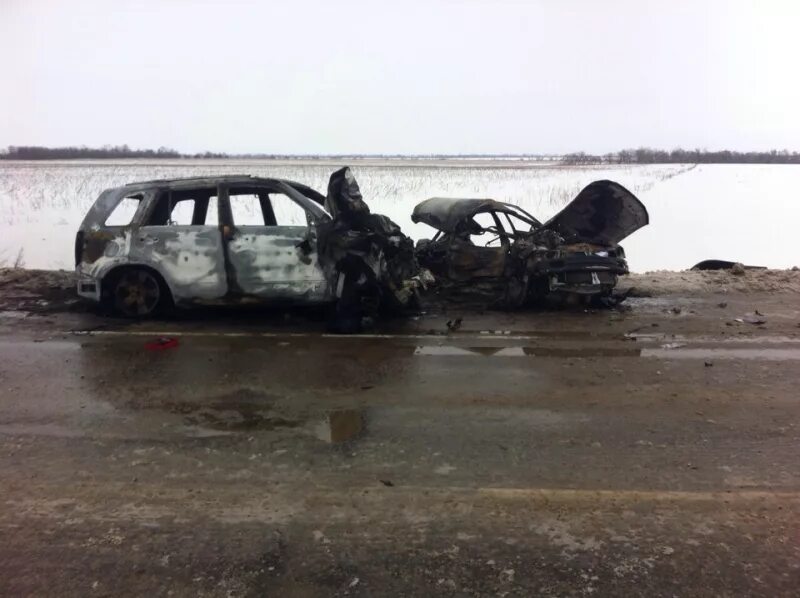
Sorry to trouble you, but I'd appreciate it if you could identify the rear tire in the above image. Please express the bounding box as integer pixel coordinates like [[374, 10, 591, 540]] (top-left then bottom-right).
[[108, 268, 168, 318]]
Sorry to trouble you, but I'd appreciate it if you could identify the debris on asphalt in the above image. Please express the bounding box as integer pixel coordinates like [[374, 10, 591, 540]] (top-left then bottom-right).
[[661, 342, 686, 349], [446, 317, 463, 332], [144, 337, 179, 351], [735, 313, 767, 325], [691, 260, 765, 272]]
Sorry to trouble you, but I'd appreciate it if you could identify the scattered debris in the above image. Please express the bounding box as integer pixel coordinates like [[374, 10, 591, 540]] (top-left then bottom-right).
[[661, 342, 686, 349], [499, 569, 516, 583], [144, 337, 179, 351], [691, 260, 765, 271], [735, 313, 767, 325], [446, 317, 463, 332]]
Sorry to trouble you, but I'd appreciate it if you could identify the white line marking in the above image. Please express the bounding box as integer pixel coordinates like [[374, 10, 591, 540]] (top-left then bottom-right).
[[68, 329, 560, 341]]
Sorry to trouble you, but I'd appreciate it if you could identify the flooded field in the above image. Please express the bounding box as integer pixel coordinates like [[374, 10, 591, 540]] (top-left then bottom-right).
[[1, 159, 798, 272]]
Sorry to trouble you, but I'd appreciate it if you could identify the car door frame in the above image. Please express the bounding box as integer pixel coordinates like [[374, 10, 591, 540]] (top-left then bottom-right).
[[446, 209, 511, 280], [218, 180, 333, 303], [129, 184, 229, 303]]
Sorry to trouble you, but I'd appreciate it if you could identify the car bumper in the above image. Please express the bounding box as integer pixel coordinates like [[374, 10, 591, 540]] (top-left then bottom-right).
[[76, 268, 101, 302], [533, 255, 628, 295], [548, 270, 618, 294]]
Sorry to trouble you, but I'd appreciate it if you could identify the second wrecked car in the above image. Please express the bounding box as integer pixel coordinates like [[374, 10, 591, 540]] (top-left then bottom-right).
[[75, 168, 427, 328], [412, 180, 648, 306]]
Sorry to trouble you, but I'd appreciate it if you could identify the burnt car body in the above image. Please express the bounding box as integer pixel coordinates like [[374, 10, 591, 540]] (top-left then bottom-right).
[[76, 170, 425, 322], [412, 180, 648, 306]]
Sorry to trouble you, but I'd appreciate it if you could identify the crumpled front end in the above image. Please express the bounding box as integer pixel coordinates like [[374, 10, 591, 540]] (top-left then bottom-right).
[[523, 242, 629, 301], [412, 180, 646, 309], [318, 167, 433, 319]]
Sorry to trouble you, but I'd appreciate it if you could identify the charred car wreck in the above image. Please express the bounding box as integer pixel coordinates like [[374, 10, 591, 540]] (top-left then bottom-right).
[[412, 180, 648, 306], [75, 168, 426, 330]]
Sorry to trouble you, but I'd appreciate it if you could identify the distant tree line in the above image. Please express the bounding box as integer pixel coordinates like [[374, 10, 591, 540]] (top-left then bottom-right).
[[563, 148, 800, 165], [0, 146, 562, 160], [1, 145, 184, 159], [3, 145, 800, 163]]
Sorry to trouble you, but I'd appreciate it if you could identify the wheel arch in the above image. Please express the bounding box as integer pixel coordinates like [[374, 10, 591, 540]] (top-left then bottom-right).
[[101, 263, 175, 308]]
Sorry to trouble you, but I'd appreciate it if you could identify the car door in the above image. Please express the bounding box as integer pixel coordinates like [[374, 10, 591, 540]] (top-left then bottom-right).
[[221, 182, 330, 303], [447, 210, 509, 280], [131, 186, 228, 302]]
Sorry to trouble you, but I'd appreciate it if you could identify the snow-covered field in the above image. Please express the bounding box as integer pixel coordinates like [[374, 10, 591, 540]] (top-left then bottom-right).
[[0, 160, 797, 272]]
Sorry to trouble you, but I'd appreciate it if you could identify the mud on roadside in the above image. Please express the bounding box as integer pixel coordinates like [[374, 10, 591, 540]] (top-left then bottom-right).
[[2, 266, 800, 315], [622, 267, 800, 296], [0, 267, 82, 313]]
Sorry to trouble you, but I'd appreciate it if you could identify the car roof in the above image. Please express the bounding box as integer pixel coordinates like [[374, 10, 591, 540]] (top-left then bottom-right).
[[111, 175, 328, 207], [411, 197, 540, 232], [119, 175, 293, 191]]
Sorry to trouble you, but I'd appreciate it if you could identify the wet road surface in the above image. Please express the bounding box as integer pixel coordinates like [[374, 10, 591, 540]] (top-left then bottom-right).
[[2, 294, 800, 596]]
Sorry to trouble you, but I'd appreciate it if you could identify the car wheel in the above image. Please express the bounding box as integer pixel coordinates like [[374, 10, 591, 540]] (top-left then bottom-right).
[[112, 269, 163, 317], [328, 267, 381, 334]]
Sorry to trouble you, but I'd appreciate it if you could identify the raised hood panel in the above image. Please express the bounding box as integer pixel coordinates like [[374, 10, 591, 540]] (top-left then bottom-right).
[[543, 180, 649, 245]]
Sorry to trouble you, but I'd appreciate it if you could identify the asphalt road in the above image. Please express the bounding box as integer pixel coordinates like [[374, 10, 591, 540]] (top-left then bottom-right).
[[1, 293, 800, 596]]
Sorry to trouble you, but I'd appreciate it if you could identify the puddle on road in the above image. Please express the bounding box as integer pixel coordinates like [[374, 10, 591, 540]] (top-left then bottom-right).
[[640, 347, 800, 361], [0, 310, 29, 319], [128, 389, 303, 432], [314, 409, 365, 443], [185, 405, 364, 442], [415, 346, 641, 358], [185, 404, 303, 431], [122, 387, 367, 441], [414, 345, 800, 360]]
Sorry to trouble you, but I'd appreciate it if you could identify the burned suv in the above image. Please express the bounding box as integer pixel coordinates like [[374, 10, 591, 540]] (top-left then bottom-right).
[[412, 180, 648, 306], [75, 169, 425, 324]]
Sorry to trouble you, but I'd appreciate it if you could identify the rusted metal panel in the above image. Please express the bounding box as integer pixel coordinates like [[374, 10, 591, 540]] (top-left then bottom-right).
[[226, 226, 329, 302]]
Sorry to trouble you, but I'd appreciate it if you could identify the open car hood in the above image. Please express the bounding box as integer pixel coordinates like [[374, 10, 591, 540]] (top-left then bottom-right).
[[543, 180, 648, 245]]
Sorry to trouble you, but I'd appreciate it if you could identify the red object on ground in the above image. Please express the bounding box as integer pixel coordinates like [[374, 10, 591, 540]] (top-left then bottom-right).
[[144, 337, 179, 351]]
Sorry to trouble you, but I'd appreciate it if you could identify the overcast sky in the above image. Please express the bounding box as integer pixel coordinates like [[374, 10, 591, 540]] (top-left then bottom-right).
[[1, 0, 798, 154]]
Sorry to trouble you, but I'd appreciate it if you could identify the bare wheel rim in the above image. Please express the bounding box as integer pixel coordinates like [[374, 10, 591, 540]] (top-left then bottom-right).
[[114, 270, 160, 316]]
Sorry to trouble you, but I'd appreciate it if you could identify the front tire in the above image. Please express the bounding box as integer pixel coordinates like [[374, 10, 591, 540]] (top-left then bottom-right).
[[328, 267, 380, 334]]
